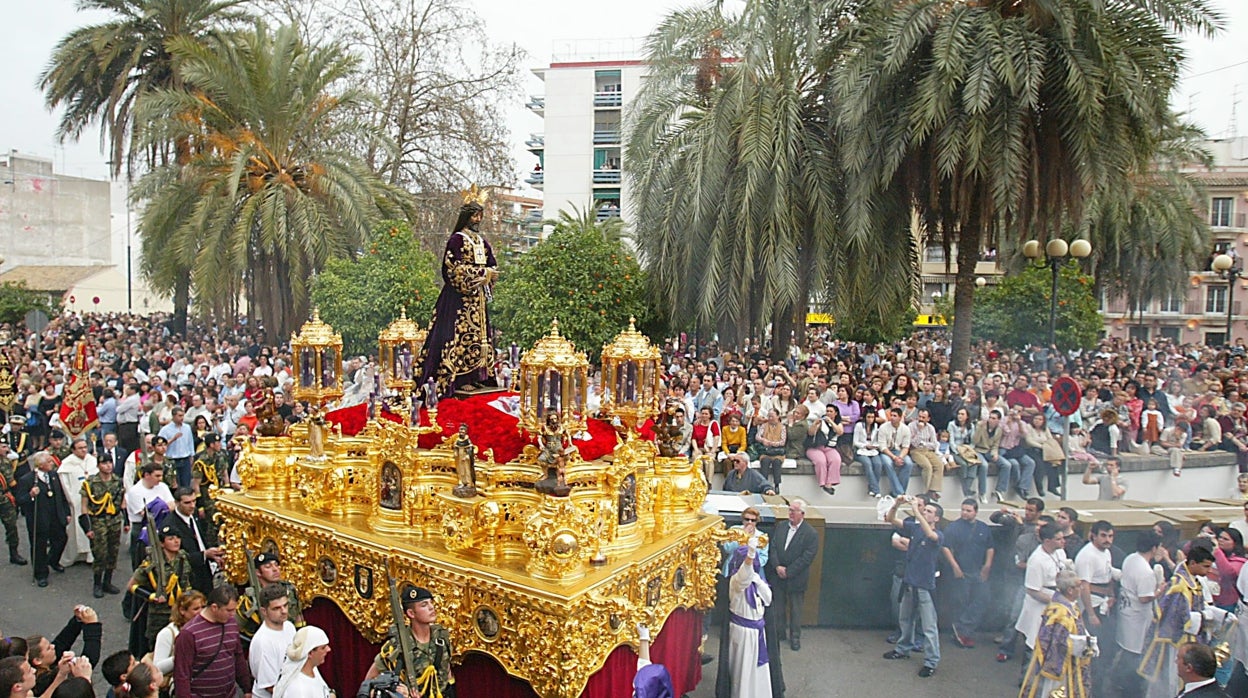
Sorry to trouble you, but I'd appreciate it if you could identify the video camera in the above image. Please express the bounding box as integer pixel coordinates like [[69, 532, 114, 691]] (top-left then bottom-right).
[[357, 672, 403, 698]]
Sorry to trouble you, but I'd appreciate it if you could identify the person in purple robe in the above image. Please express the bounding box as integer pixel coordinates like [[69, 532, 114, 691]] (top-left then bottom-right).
[[1019, 570, 1093, 698], [417, 201, 498, 399]]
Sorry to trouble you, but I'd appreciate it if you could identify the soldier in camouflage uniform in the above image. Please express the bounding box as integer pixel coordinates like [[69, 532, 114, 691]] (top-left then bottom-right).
[[81, 454, 126, 598], [3, 415, 31, 481], [365, 584, 455, 697], [0, 442, 26, 565], [47, 431, 71, 463], [128, 524, 193, 654], [238, 551, 304, 647], [190, 434, 228, 523], [143, 435, 177, 490]]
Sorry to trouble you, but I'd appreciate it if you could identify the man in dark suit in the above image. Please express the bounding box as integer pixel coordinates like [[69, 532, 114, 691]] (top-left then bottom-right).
[[16, 452, 71, 586], [767, 498, 818, 651], [1178, 642, 1231, 697], [164, 486, 222, 593], [98, 433, 128, 485]]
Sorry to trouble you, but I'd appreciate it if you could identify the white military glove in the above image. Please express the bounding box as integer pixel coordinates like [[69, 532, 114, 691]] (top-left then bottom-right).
[[638, 624, 650, 642], [748, 535, 759, 554], [1185, 611, 1203, 635]]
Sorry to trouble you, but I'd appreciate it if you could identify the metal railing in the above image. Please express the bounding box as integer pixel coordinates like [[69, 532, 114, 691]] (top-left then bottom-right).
[[593, 130, 621, 144], [593, 91, 623, 107], [592, 169, 622, 184], [526, 96, 545, 111], [524, 172, 544, 186], [525, 134, 544, 148]]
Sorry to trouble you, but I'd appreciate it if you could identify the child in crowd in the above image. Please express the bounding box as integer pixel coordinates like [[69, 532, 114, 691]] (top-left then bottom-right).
[[1140, 398, 1165, 447], [936, 430, 953, 469]]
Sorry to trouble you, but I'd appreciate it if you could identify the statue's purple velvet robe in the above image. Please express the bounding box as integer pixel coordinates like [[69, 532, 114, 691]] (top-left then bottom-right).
[[417, 230, 497, 398]]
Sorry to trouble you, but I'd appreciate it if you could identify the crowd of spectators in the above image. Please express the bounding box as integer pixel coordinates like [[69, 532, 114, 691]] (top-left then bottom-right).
[[8, 311, 1248, 696], [655, 327, 1248, 503]]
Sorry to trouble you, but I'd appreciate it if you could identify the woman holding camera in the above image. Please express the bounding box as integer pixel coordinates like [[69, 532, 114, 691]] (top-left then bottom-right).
[[806, 405, 843, 496]]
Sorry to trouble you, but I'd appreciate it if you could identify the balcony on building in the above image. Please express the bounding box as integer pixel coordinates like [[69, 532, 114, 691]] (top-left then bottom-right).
[[593, 169, 622, 184], [593, 130, 621, 145], [593, 147, 622, 185], [526, 95, 545, 115], [593, 69, 624, 108], [524, 171, 544, 188], [594, 191, 621, 221], [525, 133, 544, 153]]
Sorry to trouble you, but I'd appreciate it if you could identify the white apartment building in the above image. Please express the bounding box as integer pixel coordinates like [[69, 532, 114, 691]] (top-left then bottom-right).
[[526, 39, 647, 223]]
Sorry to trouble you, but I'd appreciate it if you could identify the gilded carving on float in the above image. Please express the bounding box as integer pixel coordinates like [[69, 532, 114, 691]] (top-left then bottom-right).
[[217, 312, 720, 698]]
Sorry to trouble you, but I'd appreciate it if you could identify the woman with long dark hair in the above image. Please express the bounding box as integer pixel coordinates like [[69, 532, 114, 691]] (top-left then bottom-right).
[[1212, 527, 1247, 612]]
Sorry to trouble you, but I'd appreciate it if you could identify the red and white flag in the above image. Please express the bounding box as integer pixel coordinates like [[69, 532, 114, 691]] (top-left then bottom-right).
[[58, 342, 98, 438]]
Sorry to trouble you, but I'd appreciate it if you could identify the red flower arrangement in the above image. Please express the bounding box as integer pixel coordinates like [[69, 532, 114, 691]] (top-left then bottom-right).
[[414, 392, 620, 463], [323, 393, 628, 463]]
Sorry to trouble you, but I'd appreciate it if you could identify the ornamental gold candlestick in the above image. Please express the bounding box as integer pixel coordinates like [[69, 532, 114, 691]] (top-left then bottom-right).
[[600, 317, 662, 439], [291, 308, 344, 408], [378, 306, 426, 403]]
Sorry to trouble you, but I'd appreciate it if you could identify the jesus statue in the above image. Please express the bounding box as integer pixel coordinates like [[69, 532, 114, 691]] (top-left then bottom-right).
[[417, 192, 499, 399]]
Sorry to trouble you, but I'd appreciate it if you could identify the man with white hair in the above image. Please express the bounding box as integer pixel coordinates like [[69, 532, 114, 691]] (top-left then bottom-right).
[[721, 453, 775, 495], [766, 498, 818, 651]]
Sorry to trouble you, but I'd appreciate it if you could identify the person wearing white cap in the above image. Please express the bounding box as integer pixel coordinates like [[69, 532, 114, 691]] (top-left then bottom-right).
[[272, 625, 331, 698]]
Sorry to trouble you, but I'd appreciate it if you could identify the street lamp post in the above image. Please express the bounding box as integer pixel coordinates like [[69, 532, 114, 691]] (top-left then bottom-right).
[[1212, 253, 1245, 345], [1023, 238, 1093, 348]]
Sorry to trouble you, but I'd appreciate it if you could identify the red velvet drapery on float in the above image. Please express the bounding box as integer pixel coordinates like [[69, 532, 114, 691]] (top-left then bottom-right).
[[304, 599, 703, 698]]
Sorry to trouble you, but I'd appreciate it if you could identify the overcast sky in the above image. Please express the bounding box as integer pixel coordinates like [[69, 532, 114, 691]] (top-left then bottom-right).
[[3, 0, 1246, 187]]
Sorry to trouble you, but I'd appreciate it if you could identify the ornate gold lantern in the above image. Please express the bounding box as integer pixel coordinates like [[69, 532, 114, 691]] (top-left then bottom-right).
[[291, 308, 344, 406], [517, 319, 589, 435], [378, 306, 426, 395], [600, 317, 661, 434]]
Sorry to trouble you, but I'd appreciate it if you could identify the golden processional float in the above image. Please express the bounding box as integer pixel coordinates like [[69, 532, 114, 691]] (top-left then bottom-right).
[[216, 315, 721, 698]]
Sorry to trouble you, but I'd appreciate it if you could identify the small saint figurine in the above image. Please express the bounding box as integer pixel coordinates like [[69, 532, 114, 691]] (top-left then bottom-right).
[[452, 424, 478, 498], [535, 412, 573, 496], [307, 404, 327, 460], [655, 400, 684, 457], [254, 378, 287, 437]]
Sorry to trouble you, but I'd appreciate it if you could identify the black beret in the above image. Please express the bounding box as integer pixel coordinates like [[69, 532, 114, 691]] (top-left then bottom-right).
[[158, 525, 181, 540], [151, 435, 168, 446], [203, 433, 220, 445], [401, 584, 433, 607], [49, 431, 65, 440], [254, 552, 280, 567]]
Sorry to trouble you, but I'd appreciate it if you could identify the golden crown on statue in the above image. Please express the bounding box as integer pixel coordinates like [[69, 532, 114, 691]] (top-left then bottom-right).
[[461, 183, 490, 206]]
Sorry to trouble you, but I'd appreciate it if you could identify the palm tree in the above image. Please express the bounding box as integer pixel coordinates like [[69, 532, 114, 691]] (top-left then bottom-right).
[[40, 0, 252, 334], [834, 0, 1221, 368], [547, 204, 627, 244], [627, 0, 860, 354], [132, 22, 412, 342], [1087, 120, 1212, 320], [39, 0, 251, 177]]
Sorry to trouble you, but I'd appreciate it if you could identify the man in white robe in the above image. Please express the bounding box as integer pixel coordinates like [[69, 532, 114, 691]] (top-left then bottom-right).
[[723, 537, 772, 698], [57, 437, 97, 566]]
